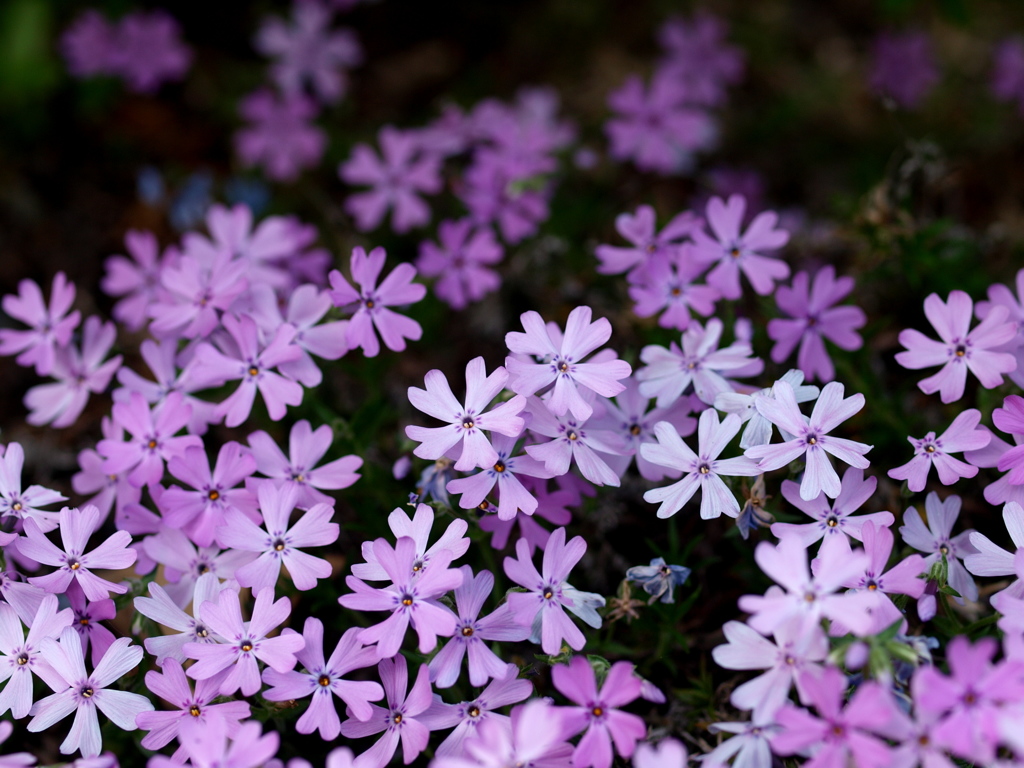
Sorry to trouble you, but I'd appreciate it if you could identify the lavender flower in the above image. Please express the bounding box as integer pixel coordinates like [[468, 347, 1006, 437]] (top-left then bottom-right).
[[888, 409, 990, 492], [768, 267, 866, 383], [328, 246, 426, 357], [992, 37, 1024, 115], [446, 433, 551, 521], [524, 396, 626, 487], [594, 204, 699, 279], [745, 381, 871, 501], [101, 230, 167, 331], [147, 253, 247, 340], [235, 89, 326, 182], [107, 11, 191, 93], [0, 272, 80, 376], [965, 501, 1024, 601], [0, 442, 67, 533], [416, 219, 503, 310], [625, 557, 691, 604], [896, 290, 1017, 404], [0, 595, 74, 718], [406, 357, 526, 472], [627, 243, 719, 331], [642, 410, 760, 519], [714, 369, 819, 450], [351, 503, 469, 581], [505, 305, 632, 421], [134, 575, 225, 665]]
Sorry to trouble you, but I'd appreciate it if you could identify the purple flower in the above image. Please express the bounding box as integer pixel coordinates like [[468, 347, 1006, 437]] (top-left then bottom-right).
[[641, 410, 760, 520], [0, 595, 74, 718], [340, 126, 442, 233], [637, 318, 762, 407], [339, 655, 436, 768], [977, 268, 1024, 388], [262, 619, 384, 739], [142, 527, 252, 607], [524, 396, 625, 487], [625, 557, 691, 604], [627, 243, 719, 331], [147, 252, 247, 340], [965, 500, 1024, 602], [101, 230, 167, 331], [690, 194, 790, 300], [164, 718, 279, 768], [61, 11, 115, 78], [185, 587, 305, 697], [255, 1, 362, 104], [340, 536, 462, 659], [0, 442, 67, 533], [0, 272, 81, 375], [896, 289, 1017, 403], [899, 492, 978, 617], [24, 316, 122, 429], [136, 658, 251, 758], [328, 246, 426, 357], [20, 505, 135, 602], [554, 657, 646, 768], [738, 537, 874, 637], [888, 408, 990, 492], [772, 667, 899, 768], [446, 433, 551, 521], [27, 628, 152, 758], [217, 481, 339, 593], [770, 468, 893, 548], [505, 305, 632, 421], [605, 71, 715, 175], [352, 503, 470, 581], [503, 526, 598, 654], [428, 566, 530, 688], [108, 11, 191, 93], [990, 395, 1024, 484], [406, 358, 526, 472], [712, 619, 827, 719], [66, 582, 117, 667], [477, 479, 573, 553], [458, 151, 550, 244], [869, 30, 939, 109], [248, 419, 362, 508], [768, 267, 866, 383], [745, 381, 872, 501], [633, 737, 691, 768], [134, 575, 225, 665], [193, 315, 303, 427], [594, 204, 699, 279], [425, 664, 533, 758], [657, 12, 744, 105], [715, 369, 819, 450], [160, 442, 259, 548], [416, 219, 503, 310], [992, 37, 1024, 115], [98, 391, 202, 487], [235, 89, 326, 182]]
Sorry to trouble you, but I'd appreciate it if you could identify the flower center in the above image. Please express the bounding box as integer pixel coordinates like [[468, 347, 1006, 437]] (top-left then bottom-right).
[[468, 705, 481, 717], [365, 298, 376, 309], [80, 686, 94, 698], [592, 706, 604, 717], [566, 430, 579, 441], [698, 463, 711, 474], [196, 563, 210, 575], [67, 558, 81, 570], [924, 444, 936, 453], [803, 591, 816, 603], [208, 490, 220, 501], [10, 502, 21, 512], [401, 594, 414, 607], [79, 617, 89, 626], [629, 424, 641, 435], [195, 626, 209, 638], [558, 362, 569, 373], [806, 435, 817, 445], [273, 539, 286, 552], [16, 652, 28, 665], [147, 439, 158, 449], [939, 544, 949, 555], [784, 655, 795, 665], [543, 588, 554, 600], [462, 418, 475, 429], [319, 675, 331, 687], [730, 247, 740, 258], [955, 344, 966, 357], [461, 626, 474, 637], [866, 580, 878, 591], [493, 461, 506, 473], [392, 713, 402, 724], [826, 516, 838, 528], [190, 705, 201, 717], [241, 641, 253, 653]]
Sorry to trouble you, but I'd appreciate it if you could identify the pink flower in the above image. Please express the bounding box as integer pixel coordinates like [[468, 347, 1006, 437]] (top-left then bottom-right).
[[768, 267, 866, 383], [888, 408, 990, 492], [594, 204, 699, 279], [690, 194, 790, 300], [235, 89, 326, 182], [108, 11, 191, 93], [896, 290, 1017, 404], [0, 272, 81, 376], [628, 243, 719, 332], [406, 357, 526, 472], [101, 230, 168, 331], [416, 219, 503, 310], [328, 246, 426, 357]]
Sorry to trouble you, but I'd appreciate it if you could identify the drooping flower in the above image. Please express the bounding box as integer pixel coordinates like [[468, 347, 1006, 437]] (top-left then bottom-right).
[[625, 557, 691, 604], [340, 126, 442, 233], [767, 267, 866, 383], [689, 194, 790, 300], [745, 380, 871, 501], [505, 305, 632, 421], [553, 656, 646, 768], [896, 290, 1017, 404], [642, 410, 760, 520], [327, 246, 426, 357], [0, 272, 81, 376], [888, 408, 990, 492], [27, 628, 152, 758], [406, 357, 526, 472], [262, 619, 384, 739]]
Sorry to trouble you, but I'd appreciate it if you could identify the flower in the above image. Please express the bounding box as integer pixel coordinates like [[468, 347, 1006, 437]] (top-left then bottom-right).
[[351, 503, 469, 581], [235, 89, 326, 182], [767, 267, 866, 383], [27, 628, 152, 758], [134, 575, 225, 666], [406, 357, 526, 472], [416, 219, 503, 310], [340, 126, 442, 233], [262, 619, 384, 739], [625, 557, 691, 603], [445, 433, 551, 521], [888, 408, 990, 492], [524, 396, 626, 487], [690, 194, 790, 300], [745, 380, 871, 501], [715, 369, 819, 450], [869, 30, 939, 109], [627, 243, 719, 331], [328, 246, 426, 357], [553, 656, 646, 768], [20, 505, 135, 602], [965, 501, 1024, 602], [0, 272, 81, 376], [100, 230, 167, 331], [107, 11, 191, 93], [503, 526, 600, 654], [657, 11, 744, 104], [896, 290, 1017, 404], [147, 253, 247, 340], [642, 410, 760, 519], [594, 204, 699, 279], [992, 37, 1024, 115], [0, 442, 67, 533], [505, 305, 632, 421], [0, 595, 74, 718]]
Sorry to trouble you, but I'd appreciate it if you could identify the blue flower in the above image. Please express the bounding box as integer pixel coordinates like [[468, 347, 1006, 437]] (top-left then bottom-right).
[[626, 557, 691, 604]]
